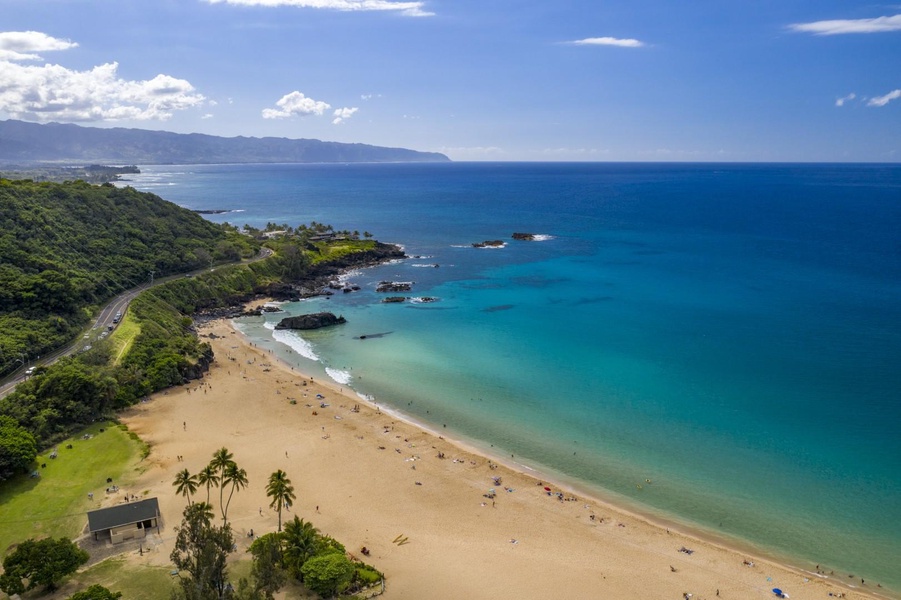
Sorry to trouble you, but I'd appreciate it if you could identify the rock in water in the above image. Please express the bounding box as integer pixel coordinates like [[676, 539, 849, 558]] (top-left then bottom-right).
[[275, 312, 347, 330], [512, 232, 536, 240]]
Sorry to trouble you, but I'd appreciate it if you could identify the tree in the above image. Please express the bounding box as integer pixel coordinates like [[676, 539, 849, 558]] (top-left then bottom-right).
[[281, 516, 320, 580], [300, 553, 355, 599], [196, 464, 220, 505], [0, 537, 89, 595], [247, 533, 286, 599], [265, 469, 296, 532], [221, 461, 248, 524], [173, 468, 199, 506], [170, 502, 234, 600], [0, 415, 37, 481], [208, 447, 233, 514], [68, 584, 123, 599]]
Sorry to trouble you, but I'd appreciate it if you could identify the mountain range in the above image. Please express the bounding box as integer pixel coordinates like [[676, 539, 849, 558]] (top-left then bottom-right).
[[0, 119, 449, 164]]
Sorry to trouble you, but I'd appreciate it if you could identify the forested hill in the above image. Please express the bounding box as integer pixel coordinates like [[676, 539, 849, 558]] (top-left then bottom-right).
[[0, 119, 450, 164], [0, 179, 255, 375]]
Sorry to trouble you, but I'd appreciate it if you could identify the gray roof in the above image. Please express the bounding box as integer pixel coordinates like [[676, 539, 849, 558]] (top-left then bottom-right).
[[87, 497, 160, 532]]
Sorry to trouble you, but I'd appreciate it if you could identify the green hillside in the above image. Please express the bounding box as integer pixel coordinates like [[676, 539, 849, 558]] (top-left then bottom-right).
[[0, 179, 254, 376]]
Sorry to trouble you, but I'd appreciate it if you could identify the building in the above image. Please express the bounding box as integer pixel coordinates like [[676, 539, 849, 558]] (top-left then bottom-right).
[[87, 497, 161, 544]]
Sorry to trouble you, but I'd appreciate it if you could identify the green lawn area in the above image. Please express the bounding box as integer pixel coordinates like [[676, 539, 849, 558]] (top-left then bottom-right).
[[0, 421, 145, 557], [109, 313, 141, 365], [48, 558, 177, 600]]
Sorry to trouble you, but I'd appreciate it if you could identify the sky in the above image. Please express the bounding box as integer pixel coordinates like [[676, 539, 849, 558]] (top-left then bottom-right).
[[2, 0, 900, 162]]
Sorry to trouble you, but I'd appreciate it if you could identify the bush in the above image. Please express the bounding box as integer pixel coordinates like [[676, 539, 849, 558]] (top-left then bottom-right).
[[300, 553, 355, 599], [0, 537, 89, 594]]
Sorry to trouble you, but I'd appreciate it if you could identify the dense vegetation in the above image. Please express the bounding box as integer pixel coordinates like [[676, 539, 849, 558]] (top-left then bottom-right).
[[0, 180, 400, 477], [0, 178, 255, 377], [0, 165, 139, 184]]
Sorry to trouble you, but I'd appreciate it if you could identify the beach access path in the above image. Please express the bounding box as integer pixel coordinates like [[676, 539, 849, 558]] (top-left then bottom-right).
[[117, 312, 890, 600]]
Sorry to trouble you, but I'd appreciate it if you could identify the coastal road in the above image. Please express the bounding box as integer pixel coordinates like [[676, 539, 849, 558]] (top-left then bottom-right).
[[0, 247, 273, 399]]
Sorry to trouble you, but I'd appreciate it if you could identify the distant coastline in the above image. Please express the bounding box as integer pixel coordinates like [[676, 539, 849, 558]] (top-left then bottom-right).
[[0, 119, 451, 164]]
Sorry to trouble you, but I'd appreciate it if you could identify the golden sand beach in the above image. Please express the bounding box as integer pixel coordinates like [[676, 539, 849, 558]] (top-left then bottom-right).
[[117, 312, 889, 600]]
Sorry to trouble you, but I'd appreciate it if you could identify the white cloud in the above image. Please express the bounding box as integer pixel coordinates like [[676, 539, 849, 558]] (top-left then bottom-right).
[[332, 106, 358, 124], [790, 13, 901, 35], [204, 0, 433, 17], [868, 89, 901, 107], [568, 36, 645, 48], [0, 31, 77, 61], [202, 113, 215, 119], [262, 91, 331, 119], [835, 93, 856, 107], [0, 60, 205, 122]]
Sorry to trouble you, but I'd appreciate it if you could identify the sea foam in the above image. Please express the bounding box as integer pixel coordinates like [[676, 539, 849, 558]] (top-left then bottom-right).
[[270, 327, 320, 361], [325, 368, 353, 385]]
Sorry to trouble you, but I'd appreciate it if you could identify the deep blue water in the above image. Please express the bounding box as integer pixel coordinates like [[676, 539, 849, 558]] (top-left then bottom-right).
[[121, 162, 901, 591]]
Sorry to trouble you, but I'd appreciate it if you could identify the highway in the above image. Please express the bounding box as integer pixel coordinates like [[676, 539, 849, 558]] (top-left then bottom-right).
[[0, 247, 273, 399]]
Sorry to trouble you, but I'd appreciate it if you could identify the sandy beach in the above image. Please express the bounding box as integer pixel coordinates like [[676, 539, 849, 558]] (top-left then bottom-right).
[[117, 312, 890, 600]]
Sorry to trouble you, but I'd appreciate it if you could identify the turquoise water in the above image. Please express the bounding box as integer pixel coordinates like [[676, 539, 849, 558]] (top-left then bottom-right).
[[121, 163, 901, 590]]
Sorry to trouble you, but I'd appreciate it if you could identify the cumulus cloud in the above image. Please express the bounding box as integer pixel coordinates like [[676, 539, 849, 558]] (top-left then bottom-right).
[[567, 36, 645, 48], [332, 106, 358, 124], [868, 89, 901, 107], [204, 0, 433, 17], [0, 60, 205, 122], [835, 93, 856, 107], [262, 91, 331, 119], [790, 13, 901, 35], [0, 31, 77, 61]]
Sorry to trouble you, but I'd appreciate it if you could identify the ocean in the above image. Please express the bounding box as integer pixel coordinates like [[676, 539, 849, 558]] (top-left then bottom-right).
[[119, 162, 901, 591]]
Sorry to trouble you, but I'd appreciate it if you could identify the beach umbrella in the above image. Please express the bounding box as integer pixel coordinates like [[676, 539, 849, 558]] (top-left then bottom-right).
[[544, 486, 551, 491]]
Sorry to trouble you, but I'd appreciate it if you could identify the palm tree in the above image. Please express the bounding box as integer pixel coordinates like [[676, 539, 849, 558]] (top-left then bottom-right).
[[282, 516, 320, 579], [209, 447, 233, 513], [221, 462, 248, 524], [196, 464, 220, 505], [266, 469, 297, 532], [173, 468, 198, 506]]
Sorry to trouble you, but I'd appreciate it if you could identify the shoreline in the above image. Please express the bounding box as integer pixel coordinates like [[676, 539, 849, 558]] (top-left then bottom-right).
[[118, 308, 895, 600], [231, 310, 895, 599]]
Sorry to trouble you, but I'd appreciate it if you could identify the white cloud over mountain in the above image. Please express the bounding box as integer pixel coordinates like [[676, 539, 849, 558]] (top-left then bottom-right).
[[0, 59, 204, 122], [332, 107, 359, 124], [0, 30, 204, 122], [262, 91, 331, 119]]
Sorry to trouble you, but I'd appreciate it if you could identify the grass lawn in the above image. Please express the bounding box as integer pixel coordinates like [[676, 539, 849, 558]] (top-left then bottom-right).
[[109, 313, 141, 365], [47, 557, 177, 600], [0, 421, 145, 557]]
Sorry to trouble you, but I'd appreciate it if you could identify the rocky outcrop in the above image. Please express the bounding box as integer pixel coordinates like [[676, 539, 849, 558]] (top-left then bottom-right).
[[183, 343, 214, 381], [512, 232, 536, 240], [472, 240, 505, 248], [275, 312, 347, 330], [382, 296, 407, 303], [377, 281, 413, 293]]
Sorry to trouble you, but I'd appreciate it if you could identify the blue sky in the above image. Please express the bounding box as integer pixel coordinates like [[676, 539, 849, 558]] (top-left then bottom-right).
[[2, 0, 899, 161]]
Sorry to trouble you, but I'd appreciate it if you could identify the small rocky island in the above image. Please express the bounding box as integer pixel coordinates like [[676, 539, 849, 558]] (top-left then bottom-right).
[[512, 232, 537, 240], [275, 312, 346, 330], [377, 281, 413, 293], [472, 240, 505, 248]]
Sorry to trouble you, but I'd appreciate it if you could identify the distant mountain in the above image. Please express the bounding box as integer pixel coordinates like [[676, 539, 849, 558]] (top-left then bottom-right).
[[0, 119, 450, 164]]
